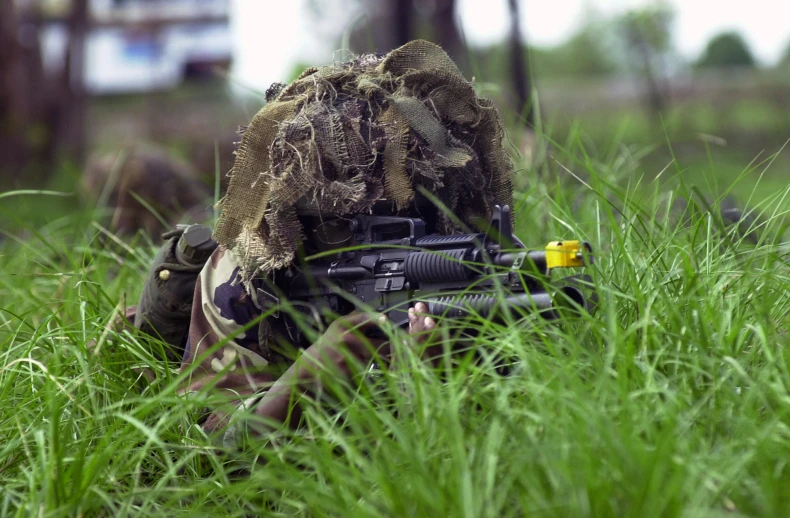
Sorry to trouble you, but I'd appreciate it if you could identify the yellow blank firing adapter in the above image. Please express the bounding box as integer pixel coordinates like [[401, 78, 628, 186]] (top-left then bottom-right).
[[545, 241, 594, 269]]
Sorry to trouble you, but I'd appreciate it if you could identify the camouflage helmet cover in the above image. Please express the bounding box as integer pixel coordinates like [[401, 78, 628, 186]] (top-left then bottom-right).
[[214, 40, 514, 284]]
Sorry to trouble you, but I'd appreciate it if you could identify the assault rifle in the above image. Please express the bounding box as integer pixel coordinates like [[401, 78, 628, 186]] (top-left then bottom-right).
[[278, 205, 595, 335]]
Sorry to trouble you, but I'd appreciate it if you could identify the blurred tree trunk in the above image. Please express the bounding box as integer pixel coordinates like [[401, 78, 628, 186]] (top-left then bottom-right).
[[61, 0, 89, 164], [348, 0, 412, 55], [351, 0, 465, 69], [0, 0, 89, 187], [0, 0, 34, 181], [429, 0, 465, 70], [393, 0, 413, 48], [507, 0, 537, 165], [635, 39, 665, 114], [0, 1, 22, 118], [507, 0, 533, 127], [619, 8, 673, 117]]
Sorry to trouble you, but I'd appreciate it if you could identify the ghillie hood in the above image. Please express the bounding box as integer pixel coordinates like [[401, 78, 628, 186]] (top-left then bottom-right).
[[214, 40, 513, 283]]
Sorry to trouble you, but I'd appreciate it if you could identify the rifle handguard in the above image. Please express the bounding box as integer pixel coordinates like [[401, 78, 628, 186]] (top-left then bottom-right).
[[428, 292, 553, 318], [427, 285, 586, 320], [404, 249, 470, 283]]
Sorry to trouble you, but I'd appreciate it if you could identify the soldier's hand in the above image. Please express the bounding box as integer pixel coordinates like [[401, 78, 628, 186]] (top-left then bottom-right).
[[298, 312, 389, 381], [408, 302, 446, 366], [254, 312, 388, 428], [408, 302, 436, 340]]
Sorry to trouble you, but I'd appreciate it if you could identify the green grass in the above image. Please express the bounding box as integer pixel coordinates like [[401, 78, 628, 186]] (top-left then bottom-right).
[[2, 132, 790, 516]]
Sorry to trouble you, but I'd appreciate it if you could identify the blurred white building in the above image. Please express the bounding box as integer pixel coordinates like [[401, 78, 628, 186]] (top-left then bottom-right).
[[33, 0, 232, 94]]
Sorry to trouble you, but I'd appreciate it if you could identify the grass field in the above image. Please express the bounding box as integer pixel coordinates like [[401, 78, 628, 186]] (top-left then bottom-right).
[[2, 128, 790, 516]]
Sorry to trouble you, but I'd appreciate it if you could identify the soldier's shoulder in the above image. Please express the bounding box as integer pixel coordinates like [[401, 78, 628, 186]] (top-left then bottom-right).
[[203, 245, 285, 308], [203, 246, 242, 273], [201, 246, 245, 292]]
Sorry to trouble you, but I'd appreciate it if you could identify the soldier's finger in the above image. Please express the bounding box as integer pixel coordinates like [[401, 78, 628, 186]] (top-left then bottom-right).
[[408, 307, 417, 332], [423, 316, 436, 331], [414, 302, 429, 316]]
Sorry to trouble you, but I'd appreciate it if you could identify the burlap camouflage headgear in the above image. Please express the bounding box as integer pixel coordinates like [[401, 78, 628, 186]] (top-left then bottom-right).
[[215, 40, 514, 283]]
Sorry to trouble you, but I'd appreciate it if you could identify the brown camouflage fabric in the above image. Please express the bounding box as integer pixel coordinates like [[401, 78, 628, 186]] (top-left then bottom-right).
[[179, 246, 278, 435]]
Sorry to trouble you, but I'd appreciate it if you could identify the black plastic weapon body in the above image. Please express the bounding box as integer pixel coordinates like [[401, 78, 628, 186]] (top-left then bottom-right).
[[277, 205, 593, 333]]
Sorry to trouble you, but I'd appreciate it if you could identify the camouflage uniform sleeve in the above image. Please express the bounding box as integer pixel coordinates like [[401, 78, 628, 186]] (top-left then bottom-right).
[[179, 246, 278, 435]]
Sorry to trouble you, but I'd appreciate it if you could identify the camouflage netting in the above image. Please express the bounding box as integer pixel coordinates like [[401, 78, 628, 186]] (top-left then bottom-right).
[[215, 40, 514, 284]]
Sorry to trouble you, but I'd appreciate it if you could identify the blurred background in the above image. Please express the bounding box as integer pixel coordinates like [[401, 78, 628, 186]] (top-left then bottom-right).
[[2, 0, 789, 235]]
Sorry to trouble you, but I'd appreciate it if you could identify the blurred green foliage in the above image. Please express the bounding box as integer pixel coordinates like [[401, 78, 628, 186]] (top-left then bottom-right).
[[696, 32, 756, 69], [472, 24, 619, 81], [529, 25, 619, 78]]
